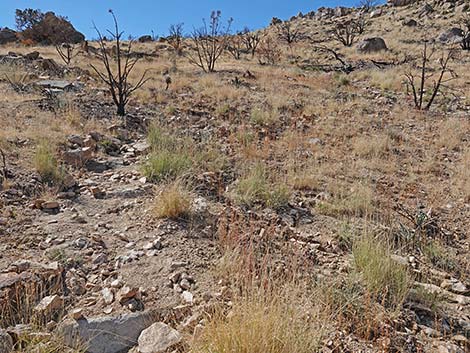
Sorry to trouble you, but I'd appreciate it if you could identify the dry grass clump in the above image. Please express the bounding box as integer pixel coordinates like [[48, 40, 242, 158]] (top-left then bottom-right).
[[250, 107, 280, 127], [352, 134, 391, 158], [194, 233, 325, 353], [234, 163, 290, 209], [34, 140, 64, 186], [353, 233, 411, 309], [192, 287, 323, 353], [436, 119, 468, 150], [154, 182, 192, 219], [14, 331, 85, 353], [317, 182, 375, 217]]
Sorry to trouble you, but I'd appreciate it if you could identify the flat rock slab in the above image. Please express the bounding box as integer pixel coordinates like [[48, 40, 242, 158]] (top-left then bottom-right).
[[60, 311, 156, 353], [35, 80, 75, 90]]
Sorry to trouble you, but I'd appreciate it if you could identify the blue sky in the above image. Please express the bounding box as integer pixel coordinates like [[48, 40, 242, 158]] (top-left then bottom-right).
[[0, 0, 357, 39]]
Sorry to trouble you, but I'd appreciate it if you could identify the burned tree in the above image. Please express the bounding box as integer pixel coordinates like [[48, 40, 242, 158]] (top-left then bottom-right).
[[55, 43, 77, 65], [168, 23, 184, 55], [187, 11, 233, 72], [257, 35, 282, 65], [276, 22, 304, 46], [226, 32, 245, 60], [404, 42, 458, 110], [332, 18, 367, 47], [90, 10, 149, 116], [240, 27, 263, 58]]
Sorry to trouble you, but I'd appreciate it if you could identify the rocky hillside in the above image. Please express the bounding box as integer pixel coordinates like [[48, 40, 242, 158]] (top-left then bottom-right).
[[0, 1, 469, 353]]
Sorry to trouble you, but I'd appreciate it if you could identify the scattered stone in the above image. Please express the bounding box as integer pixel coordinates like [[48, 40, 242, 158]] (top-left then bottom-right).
[[101, 288, 114, 305], [62, 147, 93, 167], [118, 286, 140, 304], [70, 308, 84, 321], [441, 279, 469, 295], [90, 186, 106, 199], [24, 51, 40, 60], [41, 201, 60, 210], [137, 322, 182, 353], [182, 291, 193, 304], [403, 19, 418, 26]]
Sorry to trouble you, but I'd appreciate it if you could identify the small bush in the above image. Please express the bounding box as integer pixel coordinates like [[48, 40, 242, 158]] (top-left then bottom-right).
[[352, 134, 391, 158], [154, 182, 192, 219], [353, 233, 411, 309], [34, 141, 64, 186]]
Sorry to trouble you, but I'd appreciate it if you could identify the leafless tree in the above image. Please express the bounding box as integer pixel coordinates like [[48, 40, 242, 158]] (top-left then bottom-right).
[[332, 18, 367, 47], [168, 23, 184, 55], [276, 22, 304, 46], [240, 27, 263, 57], [257, 35, 281, 65], [55, 43, 77, 65], [187, 11, 233, 72], [90, 10, 149, 116], [404, 42, 458, 110]]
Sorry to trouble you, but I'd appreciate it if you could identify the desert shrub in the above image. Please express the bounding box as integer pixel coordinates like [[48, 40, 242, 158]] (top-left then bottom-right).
[[154, 182, 192, 219], [235, 164, 290, 208], [34, 141, 64, 186], [353, 233, 411, 309], [352, 134, 391, 158]]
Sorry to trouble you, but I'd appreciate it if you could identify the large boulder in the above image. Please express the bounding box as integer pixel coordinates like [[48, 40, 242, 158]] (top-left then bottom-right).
[[59, 312, 156, 353], [438, 27, 464, 43], [138, 35, 153, 43], [357, 37, 388, 53], [21, 12, 84, 44], [0, 28, 17, 45], [137, 323, 182, 353]]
